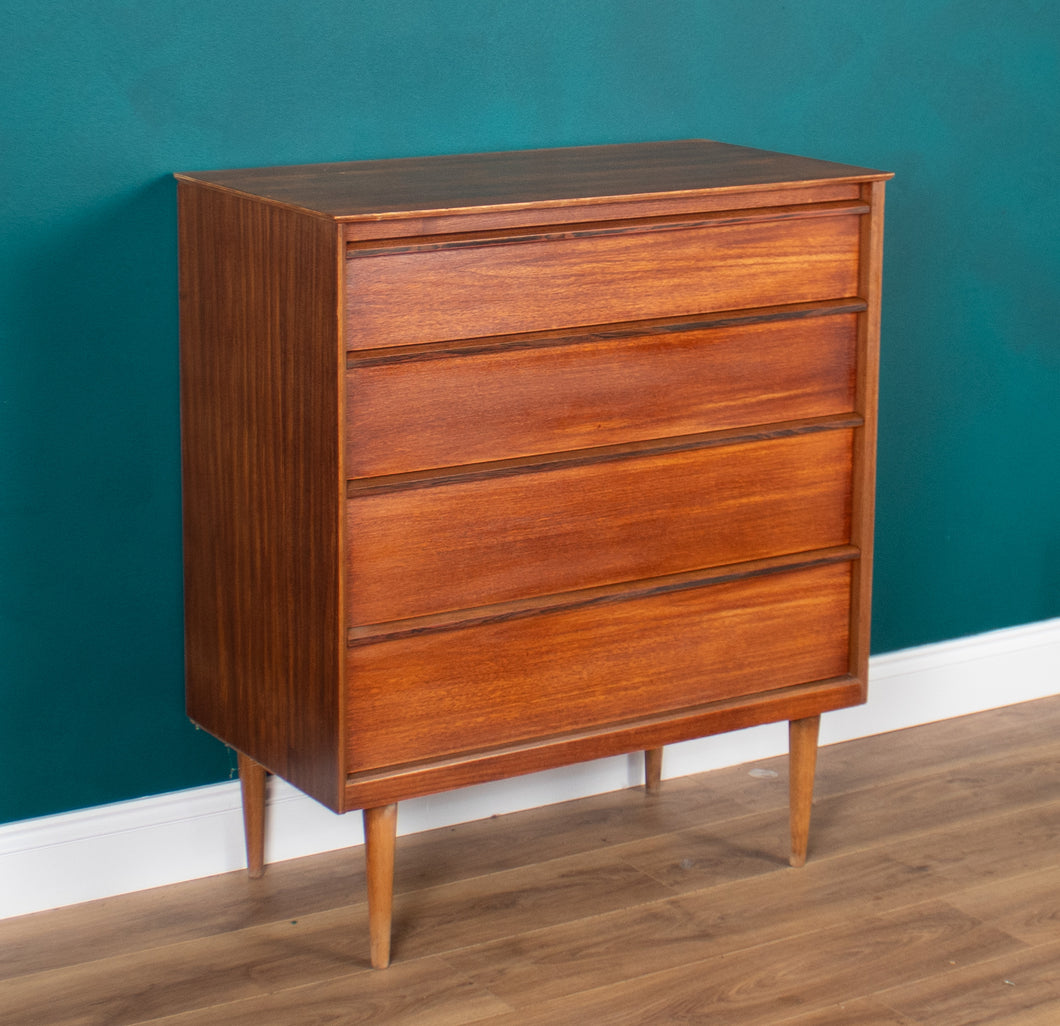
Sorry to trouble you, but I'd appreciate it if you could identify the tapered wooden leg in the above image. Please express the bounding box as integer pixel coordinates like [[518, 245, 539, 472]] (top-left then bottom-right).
[[644, 747, 663, 793], [788, 715, 821, 868], [364, 803, 398, 969], [237, 752, 267, 879]]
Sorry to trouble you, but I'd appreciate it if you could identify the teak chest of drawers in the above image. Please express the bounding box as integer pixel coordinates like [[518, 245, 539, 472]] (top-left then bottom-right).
[[176, 140, 891, 968]]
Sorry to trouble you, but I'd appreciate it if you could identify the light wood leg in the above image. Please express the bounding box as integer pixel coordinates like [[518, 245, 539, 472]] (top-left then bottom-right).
[[237, 752, 267, 879], [644, 747, 663, 793], [788, 715, 821, 868], [364, 803, 398, 969]]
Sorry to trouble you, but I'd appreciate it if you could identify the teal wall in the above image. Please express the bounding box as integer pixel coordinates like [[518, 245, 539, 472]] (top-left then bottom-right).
[[2, 1, 1058, 825]]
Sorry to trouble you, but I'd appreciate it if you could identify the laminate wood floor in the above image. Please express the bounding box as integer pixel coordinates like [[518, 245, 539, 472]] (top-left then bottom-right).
[[2, 696, 1058, 1025]]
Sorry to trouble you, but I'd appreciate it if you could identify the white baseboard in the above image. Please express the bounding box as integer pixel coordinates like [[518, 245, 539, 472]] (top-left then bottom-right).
[[2, 617, 1057, 921]]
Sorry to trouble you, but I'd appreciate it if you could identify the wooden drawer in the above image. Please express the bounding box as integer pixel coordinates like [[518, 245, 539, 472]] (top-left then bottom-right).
[[346, 308, 858, 478], [346, 427, 853, 626], [345, 560, 852, 772], [344, 205, 863, 349]]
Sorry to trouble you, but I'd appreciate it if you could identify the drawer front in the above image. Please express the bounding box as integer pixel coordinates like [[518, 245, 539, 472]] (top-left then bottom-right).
[[346, 311, 858, 479], [345, 210, 862, 349], [344, 561, 852, 772], [346, 428, 853, 626]]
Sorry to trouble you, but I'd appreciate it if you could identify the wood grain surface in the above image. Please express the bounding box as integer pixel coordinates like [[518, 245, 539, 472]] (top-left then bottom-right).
[[346, 427, 854, 624], [345, 562, 852, 771], [0, 696, 1055, 1025], [178, 183, 344, 809], [178, 139, 890, 222], [345, 207, 862, 347], [345, 306, 860, 478]]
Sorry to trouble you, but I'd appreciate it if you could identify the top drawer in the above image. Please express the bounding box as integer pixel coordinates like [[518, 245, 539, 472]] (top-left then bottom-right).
[[345, 203, 864, 349]]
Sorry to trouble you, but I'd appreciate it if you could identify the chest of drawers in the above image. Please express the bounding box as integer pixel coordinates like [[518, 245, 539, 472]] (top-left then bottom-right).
[[176, 140, 890, 967]]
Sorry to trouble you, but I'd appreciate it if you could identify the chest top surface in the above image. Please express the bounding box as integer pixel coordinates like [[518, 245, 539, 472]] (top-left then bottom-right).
[[175, 139, 891, 222]]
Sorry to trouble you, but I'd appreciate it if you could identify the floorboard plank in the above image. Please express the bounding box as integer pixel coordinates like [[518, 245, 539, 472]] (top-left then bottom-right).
[[0, 848, 365, 982], [441, 850, 951, 1008], [131, 957, 513, 1026], [699, 695, 1060, 813], [388, 847, 674, 962], [945, 864, 1060, 945], [0, 696, 1055, 1025], [0, 774, 731, 982], [0, 907, 376, 1025], [884, 797, 1060, 886], [391, 771, 744, 892], [466, 901, 1025, 1026], [874, 938, 1060, 1026], [975, 999, 1060, 1026], [767, 996, 921, 1025], [783, 740, 1060, 860]]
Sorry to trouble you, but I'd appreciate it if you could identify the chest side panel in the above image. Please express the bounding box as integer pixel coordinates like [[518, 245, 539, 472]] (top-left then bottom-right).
[[179, 184, 345, 810]]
